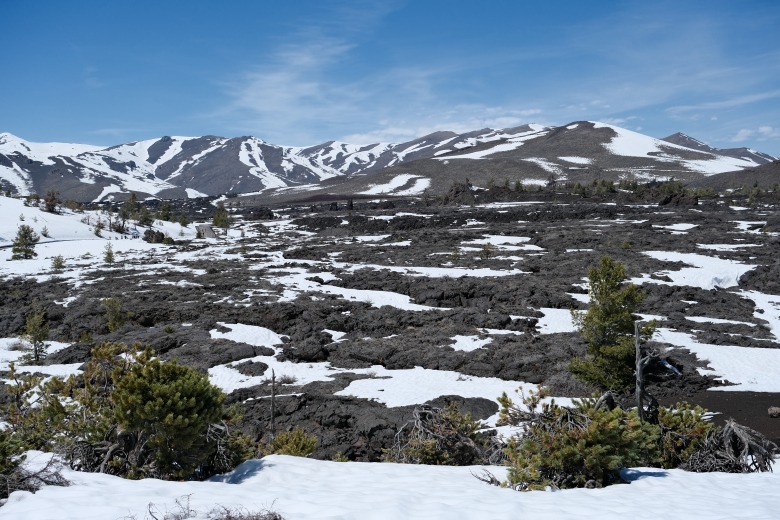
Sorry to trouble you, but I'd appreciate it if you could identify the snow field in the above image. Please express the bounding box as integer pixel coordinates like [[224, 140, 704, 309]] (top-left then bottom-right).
[[4, 453, 779, 520]]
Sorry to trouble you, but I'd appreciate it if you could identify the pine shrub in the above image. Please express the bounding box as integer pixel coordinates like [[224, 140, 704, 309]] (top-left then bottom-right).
[[21, 301, 49, 364], [0, 428, 25, 499], [497, 387, 772, 491], [213, 201, 232, 231], [3, 342, 253, 481], [102, 297, 126, 332], [656, 402, 713, 468], [112, 353, 225, 478], [103, 242, 114, 264], [500, 390, 659, 490], [269, 427, 317, 457]]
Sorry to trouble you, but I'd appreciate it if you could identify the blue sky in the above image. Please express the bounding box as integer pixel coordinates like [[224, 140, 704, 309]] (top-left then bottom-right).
[[3, 0, 779, 156]]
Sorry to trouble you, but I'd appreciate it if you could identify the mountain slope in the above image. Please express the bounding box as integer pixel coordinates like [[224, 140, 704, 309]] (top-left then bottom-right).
[[661, 132, 776, 165], [0, 129, 532, 201], [1, 123, 776, 202], [261, 121, 777, 202]]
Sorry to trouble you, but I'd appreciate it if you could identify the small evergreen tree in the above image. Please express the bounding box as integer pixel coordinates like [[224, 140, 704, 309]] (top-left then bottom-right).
[[102, 297, 125, 332], [127, 191, 139, 212], [497, 387, 774, 490], [104, 242, 114, 264], [157, 201, 172, 221], [3, 364, 63, 451], [11, 224, 40, 259], [0, 427, 26, 499], [117, 192, 139, 232], [3, 343, 252, 481], [51, 254, 65, 271], [570, 256, 654, 390], [213, 201, 231, 231], [499, 389, 660, 490], [479, 243, 493, 260], [21, 300, 49, 364], [137, 206, 154, 226]]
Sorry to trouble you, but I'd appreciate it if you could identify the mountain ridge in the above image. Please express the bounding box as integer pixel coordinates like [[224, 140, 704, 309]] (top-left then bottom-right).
[[1, 122, 776, 202]]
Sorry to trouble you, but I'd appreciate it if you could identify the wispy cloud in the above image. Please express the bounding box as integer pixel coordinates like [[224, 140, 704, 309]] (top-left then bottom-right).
[[342, 107, 544, 144], [667, 90, 780, 115], [209, 0, 780, 154], [731, 125, 780, 143]]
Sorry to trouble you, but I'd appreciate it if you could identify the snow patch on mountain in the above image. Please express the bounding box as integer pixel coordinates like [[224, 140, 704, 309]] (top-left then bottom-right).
[[359, 174, 427, 195], [523, 157, 563, 174], [559, 156, 592, 164], [593, 122, 761, 175], [0, 132, 101, 165], [436, 126, 549, 160]]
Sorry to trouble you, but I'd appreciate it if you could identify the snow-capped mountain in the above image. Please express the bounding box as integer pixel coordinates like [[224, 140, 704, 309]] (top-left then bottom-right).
[[0, 122, 776, 202], [661, 132, 776, 165], [0, 127, 546, 202]]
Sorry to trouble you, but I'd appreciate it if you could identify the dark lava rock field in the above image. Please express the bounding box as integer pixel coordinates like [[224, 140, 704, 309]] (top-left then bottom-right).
[[2, 189, 780, 458]]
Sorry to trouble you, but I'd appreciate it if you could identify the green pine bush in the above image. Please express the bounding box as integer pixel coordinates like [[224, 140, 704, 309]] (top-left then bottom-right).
[[0, 428, 25, 499], [656, 402, 713, 468], [11, 224, 40, 260], [3, 342, 254, 481], [498, 388, 729, 490], [269, 427, 317, 457], [500, 391, 659, 490], [112, 353, 225, 479]]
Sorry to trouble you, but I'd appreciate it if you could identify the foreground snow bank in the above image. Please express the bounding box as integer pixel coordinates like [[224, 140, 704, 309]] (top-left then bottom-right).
[[3, 454, 778, 519]]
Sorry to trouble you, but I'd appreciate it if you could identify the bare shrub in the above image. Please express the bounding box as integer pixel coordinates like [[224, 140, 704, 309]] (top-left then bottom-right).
[[276, 374, 297, 385], [0, 455, 69, 503], [208, 506, 285, 520], [123, 498, 285, 520], [385, 403, 504, 466], [681, 419, 778, 473]]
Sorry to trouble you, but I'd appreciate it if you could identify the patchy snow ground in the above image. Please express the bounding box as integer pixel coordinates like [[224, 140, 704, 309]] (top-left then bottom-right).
[[0, 196, 196, 282], [535, 308, 578, 334], [204, 324, 536, 426], [655, 328, 780, 392], [3, 193, 780, 518], [448, 335, 492, 352], [0, 338, 80, 381], [632, 251, 756, 290]]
